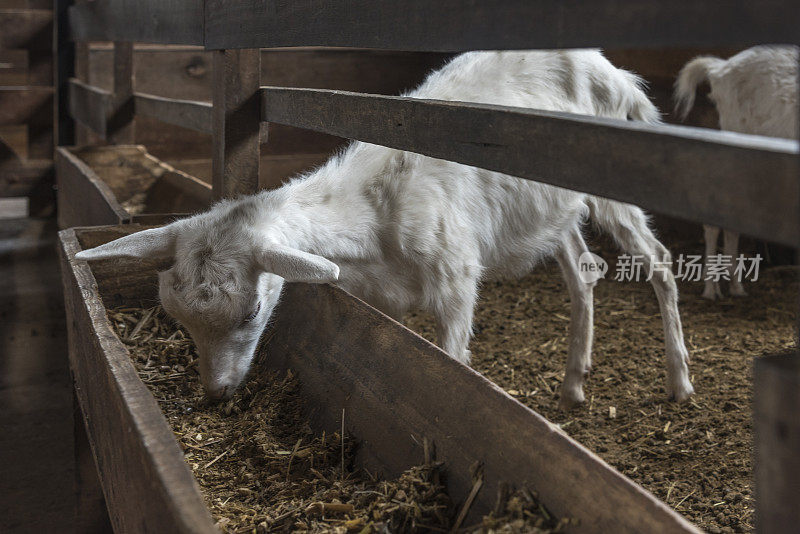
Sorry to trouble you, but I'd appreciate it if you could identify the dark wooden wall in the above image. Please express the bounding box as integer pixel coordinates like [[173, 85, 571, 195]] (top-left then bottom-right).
[[0, 1, 55, 215]]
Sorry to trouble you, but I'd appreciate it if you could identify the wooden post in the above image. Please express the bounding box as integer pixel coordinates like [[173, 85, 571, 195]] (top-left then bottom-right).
[[212, 49, 261, 199], [108, 41, 134, 144], [754, 352, 800, 533]]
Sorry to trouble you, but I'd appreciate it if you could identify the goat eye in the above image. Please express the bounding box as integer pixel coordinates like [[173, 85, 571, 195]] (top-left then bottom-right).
[[243, 302, 261, 324]]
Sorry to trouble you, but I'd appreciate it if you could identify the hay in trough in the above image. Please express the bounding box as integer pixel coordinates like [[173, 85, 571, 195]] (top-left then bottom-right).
[[108, 306, 562, 533]]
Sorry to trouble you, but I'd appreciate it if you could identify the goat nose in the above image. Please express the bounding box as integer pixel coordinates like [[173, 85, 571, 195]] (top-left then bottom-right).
[[206, 384, 229, 401]]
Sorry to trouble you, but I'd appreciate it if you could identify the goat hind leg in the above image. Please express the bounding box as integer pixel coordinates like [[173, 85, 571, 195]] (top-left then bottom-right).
[[555, 230, 595, 410], [614, 215, 694, 401]]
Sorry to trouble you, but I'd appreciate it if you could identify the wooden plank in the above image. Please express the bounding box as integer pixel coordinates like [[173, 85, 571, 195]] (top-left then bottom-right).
[[0, 0, 52, 8], [88, 46, 447, 103], [108, 42, 134, 144], [55, 147, 128, 229], [0, 86, 53, 159], [260, 87, 800, 247], [59, 228, 218, 534], [0, 9, 52, 50], [0, 86, 52, 123], [261, 282, 700, 532], [205, 0, 800, 51], [67, 78, 110, 138], [134, 93, 212, 134], [0, 124, 28, 159], [212, 49, 261, 199], [0, 50, 28, 85], [68, 0, 203, 45], [0, 158, 52, 197], [754, 352, 800, 533]]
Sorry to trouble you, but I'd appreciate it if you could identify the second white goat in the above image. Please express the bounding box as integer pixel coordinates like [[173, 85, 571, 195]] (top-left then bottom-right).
[[76, 51, 694, 407], [675, 45, 799, 300]]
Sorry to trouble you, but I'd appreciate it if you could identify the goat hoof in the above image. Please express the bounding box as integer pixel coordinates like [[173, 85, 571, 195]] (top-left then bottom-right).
[[558, 389, 585, 411], [667, 381, 694, 403]]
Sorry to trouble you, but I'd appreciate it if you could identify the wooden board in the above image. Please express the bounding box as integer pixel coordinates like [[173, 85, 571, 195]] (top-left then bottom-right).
[[134, 93, 212, 134], [67, 79, 110, 139], [0, 50, 28, 85], [260, 86, 799, 247], [59, 228, 217, 534], [204, 0, 800, 51], [55, 147, 128, 229], [68, 0, 203, 45], [754, 352, 800, 533], [55, 145, 211, 229], [87, 45, 447, 103], [0, 124, 28, 159], [0, 158, 52, 197], [0, 86, 53, 158], [0, 9, 52, 50], [60, 225, 700, 533]]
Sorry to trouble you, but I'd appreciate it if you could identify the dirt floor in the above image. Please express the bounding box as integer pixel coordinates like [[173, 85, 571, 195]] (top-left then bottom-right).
[[407, 239, 798, 534]]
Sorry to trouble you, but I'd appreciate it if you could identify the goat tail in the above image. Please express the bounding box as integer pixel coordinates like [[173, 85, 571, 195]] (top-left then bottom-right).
[[674, 56, 723, 121], [626, 76, 661, 124]]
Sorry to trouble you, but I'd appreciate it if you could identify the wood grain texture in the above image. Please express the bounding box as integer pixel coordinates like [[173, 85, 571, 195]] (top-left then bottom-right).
[[754, 352, 800, 533], [262, 282, 700, 532], [0, 50, 29, 85], [67, 79, 110, 138], [0, 87, 53, 158], [108, 42, 134, 144], [68, 0, 203, 45], [0, 9, 52, 50], [134, 93, 212, 134], [55, 146, 212, 228], [0, 158, 52, 197], [260, 87, 799, 247], [55, 147, 128, 229], [59, 228, 217, 534], [212, 49, 261, 199], [204, 0, 800, 51]]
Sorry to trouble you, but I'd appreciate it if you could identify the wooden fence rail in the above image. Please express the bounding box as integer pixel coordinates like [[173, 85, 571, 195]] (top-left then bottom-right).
[[260, 86, 799, 247]]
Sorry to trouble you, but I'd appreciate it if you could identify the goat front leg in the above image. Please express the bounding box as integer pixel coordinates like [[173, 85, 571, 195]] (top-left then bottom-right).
[[724, 230, 747, 297], [702, 225, 723, 300], [555, 230, 595, 410]]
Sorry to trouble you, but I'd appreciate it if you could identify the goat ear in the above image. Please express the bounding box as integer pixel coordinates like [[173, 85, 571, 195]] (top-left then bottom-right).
[[74, 226, 177, 261], [256, 245, 339, 284]]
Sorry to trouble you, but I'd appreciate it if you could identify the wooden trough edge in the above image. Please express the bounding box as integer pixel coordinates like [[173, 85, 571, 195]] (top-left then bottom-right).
[[59, 227, 217, 534], [56, 146, 130, 229], [60, 224, 700, 533]]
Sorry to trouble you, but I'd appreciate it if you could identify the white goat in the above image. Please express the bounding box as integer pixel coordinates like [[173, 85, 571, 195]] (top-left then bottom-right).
[[675, 45, 799, 300], [77, 51, 694, 408]]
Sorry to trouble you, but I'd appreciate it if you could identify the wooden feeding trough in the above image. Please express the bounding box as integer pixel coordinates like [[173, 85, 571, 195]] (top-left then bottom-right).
[[60, 224, 699, 533], [56, 145, 212, 229]]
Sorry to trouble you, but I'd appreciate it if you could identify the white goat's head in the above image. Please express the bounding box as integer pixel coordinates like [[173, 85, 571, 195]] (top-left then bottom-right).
[[75, 215, 339, 400]]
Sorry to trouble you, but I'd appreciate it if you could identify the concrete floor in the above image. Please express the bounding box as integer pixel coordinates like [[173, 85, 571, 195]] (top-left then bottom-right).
[[0, 217, 74, 533]]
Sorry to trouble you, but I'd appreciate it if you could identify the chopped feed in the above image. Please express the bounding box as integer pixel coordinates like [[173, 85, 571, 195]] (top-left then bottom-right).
[[108, 306, 562, 533], [406, 239, 798, 534]]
